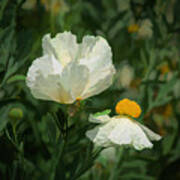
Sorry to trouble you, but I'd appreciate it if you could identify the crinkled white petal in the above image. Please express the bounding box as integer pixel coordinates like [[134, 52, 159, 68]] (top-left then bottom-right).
[[42, 32, 79, 67], [27, 54, 90, 103], [79, 36, 112, 71], [82, 65, 115, 99], [89, 114, 111, 124], [108, 118, 132, 145], [28, 74, 74, 103], [109, 118, 153, 150], [27, 54, 62, 82], [86, 122, 116, 147], [26, 55, 74, 103], [59, 62, 89, 99], [86, 116, 161, 150], [79, 36, 115, 98], [86, 127, 100, 143], [138, 123, 162, 141], [26, 54, 61, 88]]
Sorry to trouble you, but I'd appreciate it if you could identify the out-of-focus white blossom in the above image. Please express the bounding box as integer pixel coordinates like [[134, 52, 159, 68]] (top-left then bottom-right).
[[117, 63, 134, 88], [26, 31, 116, 104], [117, 0, 130, 12], [138, 19, 153, 39]]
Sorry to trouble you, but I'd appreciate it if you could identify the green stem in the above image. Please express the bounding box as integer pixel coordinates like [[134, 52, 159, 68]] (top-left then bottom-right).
[[50, 9, 55, 34], [12, 124, 18, 144], [109, 147, 124, 180], [50, 138, 65, 180]]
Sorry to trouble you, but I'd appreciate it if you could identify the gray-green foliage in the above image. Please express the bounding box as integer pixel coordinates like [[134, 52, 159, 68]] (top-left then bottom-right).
[[0, 0, 180, 179]]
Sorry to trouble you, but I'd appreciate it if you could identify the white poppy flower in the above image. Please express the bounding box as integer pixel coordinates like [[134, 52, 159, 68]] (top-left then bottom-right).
[[26, 31, 116, 104], [86, 99, 161, 150]]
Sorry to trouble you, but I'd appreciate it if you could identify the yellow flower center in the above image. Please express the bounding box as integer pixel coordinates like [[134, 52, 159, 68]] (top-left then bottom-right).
[[76, 97, 82, 101], [115, 98, 142, 118], [128, 24, 139, 33]]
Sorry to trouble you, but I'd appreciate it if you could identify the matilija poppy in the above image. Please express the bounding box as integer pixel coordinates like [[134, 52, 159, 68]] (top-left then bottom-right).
[[86, 99, 161, 151], [26, 31, 116, 104]]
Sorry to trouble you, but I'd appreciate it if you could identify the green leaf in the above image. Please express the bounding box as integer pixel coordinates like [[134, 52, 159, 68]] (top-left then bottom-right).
[[7, 74, 26, 84], [122, 160, 147, 173], [147, 73, 178, 110], [0, 105, 11, 132], [156, 73, 178, 101], [162, 118, 178, 155], [49, 137, 65, 180], [0, 0, 8, 22], [119, 174, 154, 180], [94, 109, 111, 117]]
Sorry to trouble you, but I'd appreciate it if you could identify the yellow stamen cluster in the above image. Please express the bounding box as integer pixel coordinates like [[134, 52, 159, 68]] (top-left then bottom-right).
[[76, 97, 82, 101], [115, 98, 142, 118], [128, 24, 139, 33]]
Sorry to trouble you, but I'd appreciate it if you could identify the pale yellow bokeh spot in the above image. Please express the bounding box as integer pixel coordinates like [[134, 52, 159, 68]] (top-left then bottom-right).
[[115, 98, 142, 118], [128, 24, 139, 33], [163, 104, 173, 118], [160, 64, 170, 75]]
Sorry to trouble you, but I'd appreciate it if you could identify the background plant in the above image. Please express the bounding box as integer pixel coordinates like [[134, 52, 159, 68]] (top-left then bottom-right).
[[0, 0, 180, 179]]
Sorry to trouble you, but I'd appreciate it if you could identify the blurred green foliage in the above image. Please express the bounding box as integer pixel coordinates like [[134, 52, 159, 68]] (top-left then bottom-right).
[[0, 0, 180, 179]]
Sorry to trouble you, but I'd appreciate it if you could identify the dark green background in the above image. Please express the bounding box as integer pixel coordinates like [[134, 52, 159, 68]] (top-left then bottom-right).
[[0, 0, 180, 179]]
